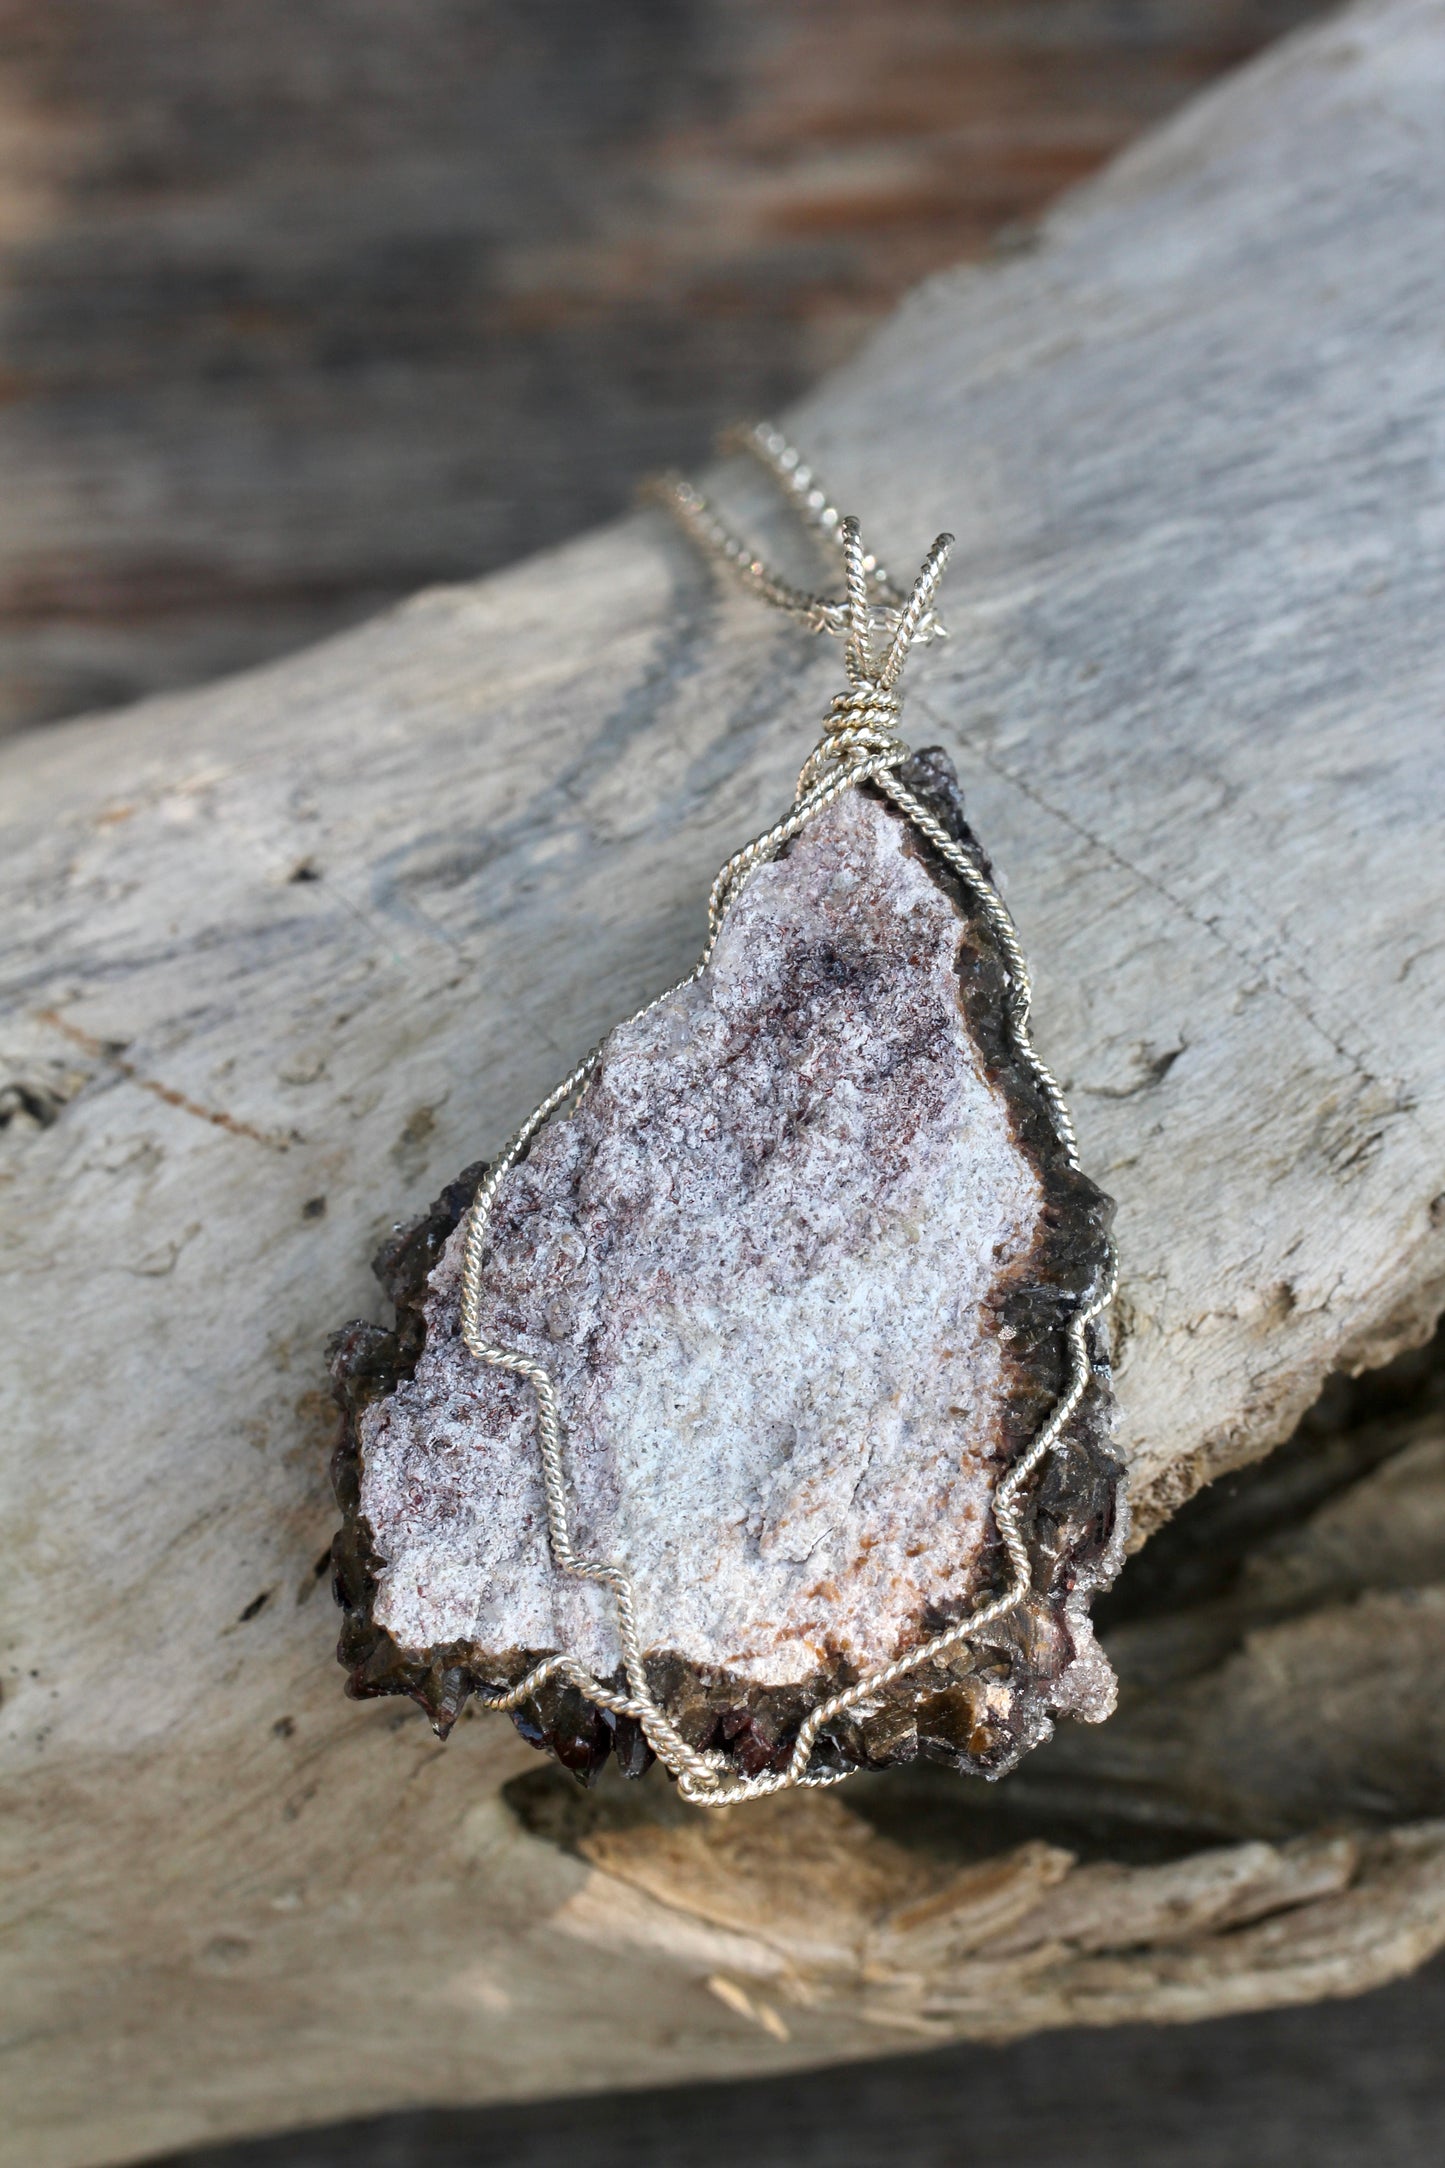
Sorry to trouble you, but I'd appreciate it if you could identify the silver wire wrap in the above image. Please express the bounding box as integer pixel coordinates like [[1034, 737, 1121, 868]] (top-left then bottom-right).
[[458, 429, 1115, 1806], [643, 420, 946, 649]]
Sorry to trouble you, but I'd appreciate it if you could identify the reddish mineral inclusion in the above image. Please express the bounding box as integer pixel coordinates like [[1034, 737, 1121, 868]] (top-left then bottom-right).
[[332, 751, 1124, 1782]]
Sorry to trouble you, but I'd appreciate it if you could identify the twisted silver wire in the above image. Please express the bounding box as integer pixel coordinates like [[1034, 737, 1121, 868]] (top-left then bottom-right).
[[644, 421, 946, 649], [719, 421, 905, 604], [457, 431, 1113, 1805]]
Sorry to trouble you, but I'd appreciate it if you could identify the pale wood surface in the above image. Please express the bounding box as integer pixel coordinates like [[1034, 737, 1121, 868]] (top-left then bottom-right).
[[3, 4, 1445, 2164], [154, 1946, 1445, 2168]]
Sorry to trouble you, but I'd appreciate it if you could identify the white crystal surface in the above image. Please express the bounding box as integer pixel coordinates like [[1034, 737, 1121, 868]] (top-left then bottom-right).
[[360, 786, 1048, 1685]]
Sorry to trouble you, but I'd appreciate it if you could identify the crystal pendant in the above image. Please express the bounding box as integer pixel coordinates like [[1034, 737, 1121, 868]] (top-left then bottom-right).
[[331, 745, 1123, 1796]]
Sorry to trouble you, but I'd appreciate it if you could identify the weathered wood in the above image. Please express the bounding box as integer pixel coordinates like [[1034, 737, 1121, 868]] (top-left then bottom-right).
[[3, 3, 1445, 2162], [139, 1943, 1445, 2168], [0, 0, 1322, 735]]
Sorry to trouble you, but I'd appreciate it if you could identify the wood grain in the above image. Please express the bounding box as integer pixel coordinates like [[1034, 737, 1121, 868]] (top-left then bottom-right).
[[0, 0, 1321, 733], [139, 1942, 1445, 2168], [2, 4, 1444, 2162]]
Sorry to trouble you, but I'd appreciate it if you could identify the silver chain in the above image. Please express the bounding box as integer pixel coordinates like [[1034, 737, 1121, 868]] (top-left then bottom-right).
[[643, 420, 946, 648], [459, 426, 1114, 1805]]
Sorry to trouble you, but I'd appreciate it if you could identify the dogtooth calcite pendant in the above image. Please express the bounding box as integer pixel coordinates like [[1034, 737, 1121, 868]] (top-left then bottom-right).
[[330, 493, 1123, 1805]]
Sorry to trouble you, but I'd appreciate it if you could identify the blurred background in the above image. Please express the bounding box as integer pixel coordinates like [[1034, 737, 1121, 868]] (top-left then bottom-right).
[[15, 4, 1441, 2166], [0, 0, 1323, 740]]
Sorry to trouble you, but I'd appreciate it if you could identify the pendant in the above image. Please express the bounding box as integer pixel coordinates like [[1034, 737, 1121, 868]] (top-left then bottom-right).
[[330, 512, 1123, 1805]]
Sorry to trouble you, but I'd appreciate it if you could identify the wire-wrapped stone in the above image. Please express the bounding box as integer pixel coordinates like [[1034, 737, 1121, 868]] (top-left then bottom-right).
[[329, 747, 1125, 1793]]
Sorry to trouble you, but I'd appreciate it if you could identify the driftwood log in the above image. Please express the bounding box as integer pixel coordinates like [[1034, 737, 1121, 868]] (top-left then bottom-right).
[[4, 3, 1445, 2162]]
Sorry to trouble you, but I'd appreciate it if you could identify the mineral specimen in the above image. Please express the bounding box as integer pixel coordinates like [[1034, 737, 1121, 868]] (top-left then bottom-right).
[[331, 749, 1124, 1786]]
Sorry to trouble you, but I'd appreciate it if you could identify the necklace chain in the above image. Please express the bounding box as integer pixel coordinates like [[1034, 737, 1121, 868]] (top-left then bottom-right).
[[455, 427, 1114, 1804], [645, 421, 946, 649]]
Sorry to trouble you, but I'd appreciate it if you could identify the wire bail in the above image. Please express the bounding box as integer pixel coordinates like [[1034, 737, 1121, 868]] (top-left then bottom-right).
[[796, 517, 953, 796]]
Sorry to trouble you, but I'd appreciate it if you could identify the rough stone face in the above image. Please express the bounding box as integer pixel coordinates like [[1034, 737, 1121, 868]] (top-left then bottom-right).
[[331, 751, 1124, 1785]]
